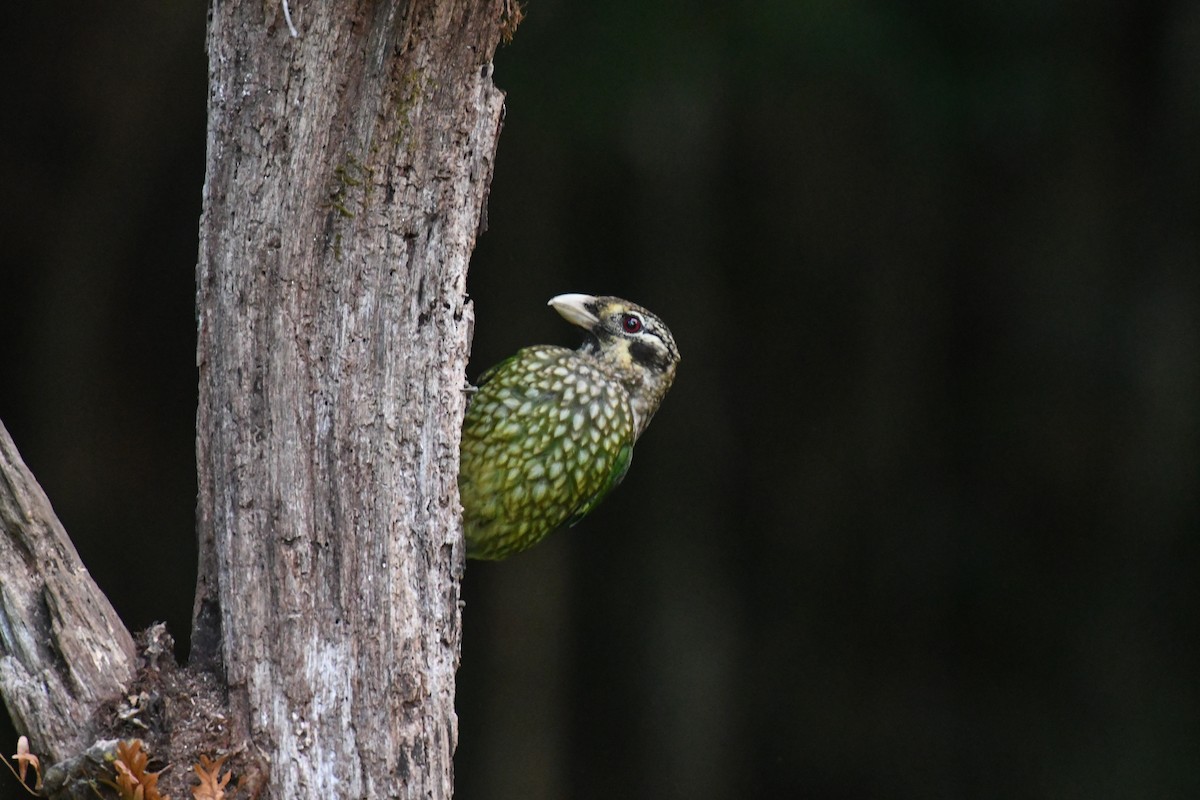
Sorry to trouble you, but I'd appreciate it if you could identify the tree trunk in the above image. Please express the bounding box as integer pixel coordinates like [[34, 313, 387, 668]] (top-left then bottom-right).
[[0, 421, 137, 763], [192, 1, 504, 798]]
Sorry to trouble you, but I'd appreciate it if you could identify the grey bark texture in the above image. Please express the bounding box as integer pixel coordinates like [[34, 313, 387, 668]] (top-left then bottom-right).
[[0, 419, 138, 762], [193, 1, 505, 798]]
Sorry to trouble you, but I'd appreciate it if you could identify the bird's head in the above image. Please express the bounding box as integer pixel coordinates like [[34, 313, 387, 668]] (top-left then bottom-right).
[[548, 293, 680, 437]]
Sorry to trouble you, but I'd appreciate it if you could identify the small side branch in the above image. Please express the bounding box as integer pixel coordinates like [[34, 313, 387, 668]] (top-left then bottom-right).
[[0, 418, 137, 761], [282, 0, 299, 38]]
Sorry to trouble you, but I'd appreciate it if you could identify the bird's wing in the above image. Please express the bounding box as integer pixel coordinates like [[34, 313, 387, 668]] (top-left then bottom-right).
[[565, 440, 633, 528], [472, 352, 519, 388]]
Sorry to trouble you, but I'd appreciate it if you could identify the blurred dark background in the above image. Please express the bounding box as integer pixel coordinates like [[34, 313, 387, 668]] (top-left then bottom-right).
[[2, 1, 1198, 798]]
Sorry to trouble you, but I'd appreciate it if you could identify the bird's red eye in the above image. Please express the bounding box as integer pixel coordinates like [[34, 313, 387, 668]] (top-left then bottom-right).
[[622, 314, 643, 334]]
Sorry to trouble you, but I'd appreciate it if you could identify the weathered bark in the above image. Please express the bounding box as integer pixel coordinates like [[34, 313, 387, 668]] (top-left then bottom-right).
[[0, 420, 137, 762], [193, 2, 504, 798]]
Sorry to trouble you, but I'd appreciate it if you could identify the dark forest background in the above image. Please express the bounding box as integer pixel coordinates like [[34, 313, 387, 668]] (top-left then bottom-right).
[[2, 2, 1198, 798]]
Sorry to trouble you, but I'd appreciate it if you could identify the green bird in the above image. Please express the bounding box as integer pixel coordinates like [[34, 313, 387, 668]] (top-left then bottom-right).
[[460, 293, 681, 560]]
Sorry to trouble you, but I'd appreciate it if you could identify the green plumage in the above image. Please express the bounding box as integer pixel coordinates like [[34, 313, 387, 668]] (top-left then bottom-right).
[[460, 294, 680, 560], [460, 346, 634, 559]]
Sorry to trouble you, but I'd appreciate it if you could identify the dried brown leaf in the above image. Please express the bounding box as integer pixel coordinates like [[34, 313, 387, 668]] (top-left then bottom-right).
[[2, 735, 42, 795], [12, 736, 40, 787], [112, 739, 167, 800], [191, 753, 232, 800], [500, 0, 524, 43]]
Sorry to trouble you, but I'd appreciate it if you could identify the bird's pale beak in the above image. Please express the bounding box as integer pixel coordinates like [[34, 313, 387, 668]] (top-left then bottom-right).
[[548, 293, 600, 329]]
